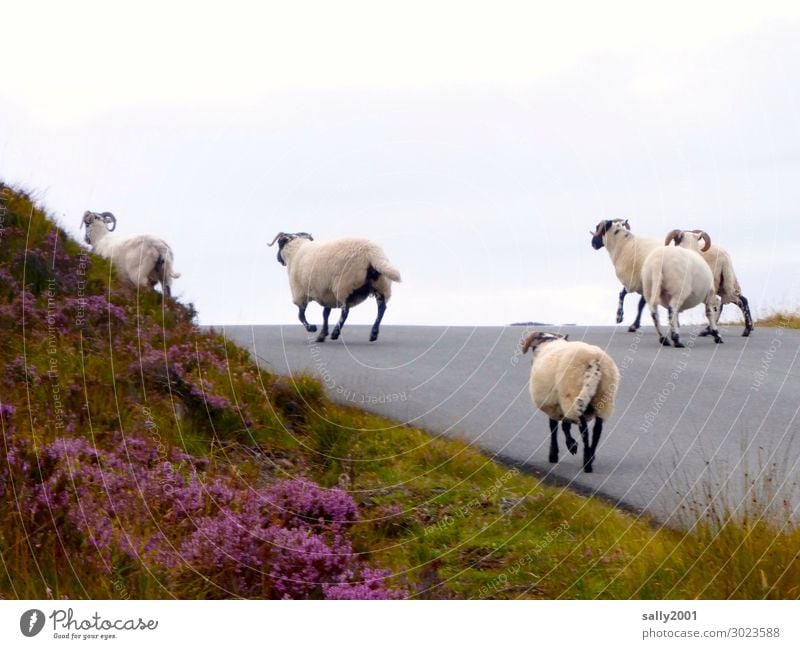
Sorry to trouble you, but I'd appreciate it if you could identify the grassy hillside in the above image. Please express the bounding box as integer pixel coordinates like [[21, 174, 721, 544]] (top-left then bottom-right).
[[1, 182, 798, 599]]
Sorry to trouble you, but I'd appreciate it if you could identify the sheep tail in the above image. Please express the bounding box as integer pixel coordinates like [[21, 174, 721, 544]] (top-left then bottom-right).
[[371, 255, 402, 282], [565, 358, 602, 421], [645, 259, 662, 308]]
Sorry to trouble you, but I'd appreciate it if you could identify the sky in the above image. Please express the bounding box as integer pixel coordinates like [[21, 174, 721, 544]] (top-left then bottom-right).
[[1, 1, 799, 327]]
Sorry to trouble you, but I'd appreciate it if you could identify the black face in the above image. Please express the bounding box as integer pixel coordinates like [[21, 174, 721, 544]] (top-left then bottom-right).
[[82, 212, 102, 245], [276, 232, 314, 266], [591, 220, 612, 250], [276, 236, 290, 266]]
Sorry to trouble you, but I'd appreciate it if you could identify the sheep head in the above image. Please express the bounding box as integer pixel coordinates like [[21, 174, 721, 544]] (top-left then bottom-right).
[[521, 331, 568, 355], [81, 211, 116, 245], [665, 229, 711, 252], [268, 232, 314, 266], [690, 229, 712, 252], [590, 218, 630, 250]]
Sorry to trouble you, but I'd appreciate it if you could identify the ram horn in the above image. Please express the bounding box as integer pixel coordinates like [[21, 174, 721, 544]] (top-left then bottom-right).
[[101, 212, 117, 232], [521, 331, 563, 355], [693, 230, 711, 251], [267, 232, 287, 247], [664, 229, 682, 246], [521, 332, 541, 355]]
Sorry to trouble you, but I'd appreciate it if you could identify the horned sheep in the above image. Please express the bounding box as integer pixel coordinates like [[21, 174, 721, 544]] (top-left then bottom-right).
[[666, 229, 753, 337], [81, 211, 180, 297], [641, 229, 722, 348], [269, 232, 401, 343], [590, 219, 661, 332], [522, 331, 620, 473]]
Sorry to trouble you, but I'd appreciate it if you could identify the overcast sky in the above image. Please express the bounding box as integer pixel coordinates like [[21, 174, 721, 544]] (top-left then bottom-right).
[[2, 1, 799, 327]]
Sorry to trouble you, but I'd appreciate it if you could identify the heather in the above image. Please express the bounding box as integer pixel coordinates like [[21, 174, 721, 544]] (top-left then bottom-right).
[[0, 408, 397, 599], [0, 184, 401, 598], [2, 182, 799, 599]]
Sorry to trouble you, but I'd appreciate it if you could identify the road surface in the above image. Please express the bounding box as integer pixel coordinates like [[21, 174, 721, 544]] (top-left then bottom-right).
[[220, 323, 800, 525]]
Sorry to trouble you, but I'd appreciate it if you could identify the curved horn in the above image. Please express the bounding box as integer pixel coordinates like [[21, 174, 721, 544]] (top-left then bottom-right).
[[101, 212, 116, 232], [267, 232, 285, 247], [521, 332, 540, 355], [664, 229, 682, 246], [696, 230, 711, 251]]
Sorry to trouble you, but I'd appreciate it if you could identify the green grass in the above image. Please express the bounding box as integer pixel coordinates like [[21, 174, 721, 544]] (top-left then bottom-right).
[[1, 180, 799, 598]]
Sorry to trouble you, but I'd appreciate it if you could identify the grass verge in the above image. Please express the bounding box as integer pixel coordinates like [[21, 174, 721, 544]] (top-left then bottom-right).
[[1, 181, 798, 598]]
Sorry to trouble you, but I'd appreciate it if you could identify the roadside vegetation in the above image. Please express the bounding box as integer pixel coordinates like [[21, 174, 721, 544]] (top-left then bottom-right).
[[1, 181, 797, 599], [752, 311, 800, 329]]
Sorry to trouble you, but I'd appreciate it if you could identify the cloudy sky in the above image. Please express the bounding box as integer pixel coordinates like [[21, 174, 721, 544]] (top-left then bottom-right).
[[2, 1, 799, 327]]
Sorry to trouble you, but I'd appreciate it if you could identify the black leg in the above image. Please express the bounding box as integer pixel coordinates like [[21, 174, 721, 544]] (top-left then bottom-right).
[[739, 295, 753, 337], [628, 295, 646, 332], [590, 417, 603, 457], [705, 299, 723, 344], [548, 418, 559, 463], [298, 306, 317, 333], [330, 305, 349, 340], [699, 304, 719, 337], [561, 420, 578, 455], [579, 416, 593, 472], [668, 305, 685, 347], [315, 307, 331, 342], [651, 308, 670, 346], [616, 287, 627, 324], [370, 293, 387, 342]]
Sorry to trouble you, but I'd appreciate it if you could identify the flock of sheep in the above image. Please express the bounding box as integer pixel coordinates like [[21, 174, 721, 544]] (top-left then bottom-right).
[[522, 218, 752, 472], [81, 211, 751, 473]]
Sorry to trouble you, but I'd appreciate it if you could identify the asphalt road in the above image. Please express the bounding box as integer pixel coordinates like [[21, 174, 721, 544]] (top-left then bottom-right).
[[220, 323, 800, 525]]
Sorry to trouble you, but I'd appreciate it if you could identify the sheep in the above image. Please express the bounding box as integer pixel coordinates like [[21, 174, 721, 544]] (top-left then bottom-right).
[[521, 331, 619, 473], [81, 211, 180, 297], [268, 232, 401, 343], [590, 219, 661, 332], [641, 229, 723, 348], [666, 229, 753, 337]]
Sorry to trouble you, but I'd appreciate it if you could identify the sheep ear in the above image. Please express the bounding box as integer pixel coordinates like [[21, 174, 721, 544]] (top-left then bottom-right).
[[563, 334, 569, 341], [622, 219, 630, 230]]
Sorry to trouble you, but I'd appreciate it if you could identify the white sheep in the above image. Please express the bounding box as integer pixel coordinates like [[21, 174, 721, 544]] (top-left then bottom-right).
[[268, 232, 401, 342], [590, 219, 661, 332], [667, 229, 753, 337], [522, 332, 620, 473], [81, 211, 180, 297], [641, 229, 723, 348]]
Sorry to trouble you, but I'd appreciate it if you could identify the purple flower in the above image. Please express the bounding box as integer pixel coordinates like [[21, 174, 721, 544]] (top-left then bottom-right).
[[262, 478, 358, 531], [0, 403, 16, 421], [323, 569, 406, 600]]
